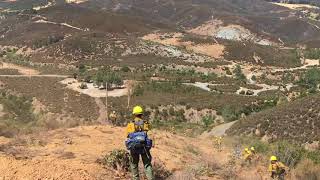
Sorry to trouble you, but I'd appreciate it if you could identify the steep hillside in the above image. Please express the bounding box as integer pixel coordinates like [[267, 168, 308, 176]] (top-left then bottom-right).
[[1, 125, 319, 179], [79, 0, 320, 44], [0, 125, 254, 179], [228, 94, 320, 144], [0, 4, 162, 47]]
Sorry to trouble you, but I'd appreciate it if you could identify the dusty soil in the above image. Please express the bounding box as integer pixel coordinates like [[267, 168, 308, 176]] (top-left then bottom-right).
[[0, 125, 221, 179], [188, 19, 223, 37], [188, 21, 275, 45], [142, 32, 225, 59], [60, 78, 128, 98], [187, 44, 225, 59], [0, 125, 276, 180]]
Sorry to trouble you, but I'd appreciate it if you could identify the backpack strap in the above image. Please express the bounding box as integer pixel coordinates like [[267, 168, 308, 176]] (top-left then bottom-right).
[[134, 119, 145, 132]]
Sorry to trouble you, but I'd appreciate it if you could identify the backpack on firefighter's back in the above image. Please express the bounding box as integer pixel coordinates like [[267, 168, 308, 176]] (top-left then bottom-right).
[[125, 120, 152, 153]]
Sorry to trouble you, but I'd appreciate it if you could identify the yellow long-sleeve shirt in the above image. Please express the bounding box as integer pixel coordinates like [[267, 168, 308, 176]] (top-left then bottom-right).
[[126, 117, 154, 146], [269, 162, 287, 173], [126, 117, 150, 136], [243, 150, 253, 160]]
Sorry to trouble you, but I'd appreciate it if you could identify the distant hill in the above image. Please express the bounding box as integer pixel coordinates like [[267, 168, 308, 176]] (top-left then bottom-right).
[[79, 0, 320, 44]]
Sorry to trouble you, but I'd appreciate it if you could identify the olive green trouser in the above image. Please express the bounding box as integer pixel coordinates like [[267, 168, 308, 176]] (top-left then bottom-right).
[[130, 150, 154, 180]]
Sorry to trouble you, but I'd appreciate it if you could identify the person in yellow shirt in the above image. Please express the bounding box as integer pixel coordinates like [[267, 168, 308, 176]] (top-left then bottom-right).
[[269, 156, 287, 180], [243, 148, 253, 164], [250, 147, 256, 155], [109, 111, 117, 126], [213, 136, 223, 152], [126, 106, 154, 180]]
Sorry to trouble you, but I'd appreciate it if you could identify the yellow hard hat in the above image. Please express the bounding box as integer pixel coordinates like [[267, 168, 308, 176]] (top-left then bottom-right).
[[132, 105, 143, 115], [251, 147, 255, 151], [270, 156, 277, 161]]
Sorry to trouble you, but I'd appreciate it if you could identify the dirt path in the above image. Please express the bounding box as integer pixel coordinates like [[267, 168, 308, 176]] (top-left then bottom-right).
[[34, 20, 86, 31], [95, 98, 107, 123], [201, 121, 238, 138]]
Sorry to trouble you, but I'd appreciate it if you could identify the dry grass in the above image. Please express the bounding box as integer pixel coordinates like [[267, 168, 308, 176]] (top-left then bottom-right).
[[294, 159, 320, 180], [0, 77, 99, 121]]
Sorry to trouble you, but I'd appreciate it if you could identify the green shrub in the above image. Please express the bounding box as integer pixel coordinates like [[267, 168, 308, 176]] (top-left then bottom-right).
[[153, 160, 172, 179], [201, 115, 215, 128], [133, 85, 144, 96], [0, 93, 36, 137], [175, 109, 186, 122], [305, 151, 320, 164], [221, 106, 239, 122], [4, 52, 30, 66], [169, 107, 175, 116], [78, 64, 87, 75], [226, 68, 232, 76], [99, 149, 130, 172], [121, 66, 131, 72], [94, 69, 124, 88], [272, 141, 304, 168], [1, 94, 35, 124], [249, 140, 270, 154], [251, 75, 257, 81]]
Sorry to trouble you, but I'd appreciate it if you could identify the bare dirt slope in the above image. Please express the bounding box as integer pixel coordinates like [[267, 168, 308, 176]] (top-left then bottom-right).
[[0, 125, 271, 180]]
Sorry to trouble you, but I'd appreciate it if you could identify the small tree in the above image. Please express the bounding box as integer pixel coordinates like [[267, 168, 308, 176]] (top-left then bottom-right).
[[251, 75, 257, 82], [94, 70, 123, 89], [78, 64, 86, 75], [221, 106, 239, 122], [121, 66, 130, 72], [233, 65, 246, 82]]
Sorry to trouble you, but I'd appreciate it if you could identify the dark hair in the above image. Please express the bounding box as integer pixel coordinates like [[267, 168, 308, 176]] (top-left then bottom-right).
[[135, 114, 143, 119]]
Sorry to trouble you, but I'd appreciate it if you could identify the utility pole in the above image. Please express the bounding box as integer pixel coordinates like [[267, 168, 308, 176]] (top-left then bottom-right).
[[127, 86, 131, 110], [105, 81, 109, 123], [127, 80, 133, 110]]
